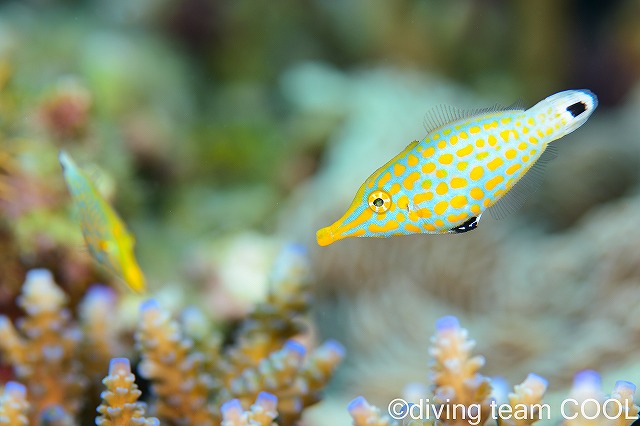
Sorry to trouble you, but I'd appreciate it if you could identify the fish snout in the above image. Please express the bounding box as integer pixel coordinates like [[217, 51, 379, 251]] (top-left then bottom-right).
[[316, 225, 336, 246]]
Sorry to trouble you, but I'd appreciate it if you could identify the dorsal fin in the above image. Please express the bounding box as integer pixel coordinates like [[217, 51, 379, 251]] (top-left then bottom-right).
[[488, 144, 558, 220], [423, 102, 525, 135]]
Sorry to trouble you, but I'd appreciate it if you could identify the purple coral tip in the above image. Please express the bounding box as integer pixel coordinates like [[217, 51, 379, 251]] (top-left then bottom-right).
[[614, 380, 636, 393], [140, 299, 160, 313], [85, 285, 116, 303], [525, 373, 549, 388], [574, 370, 601, 388], [109, 358, 131, 375], [436, 315, 460, 331], [347, 396, 368, 414], [256, 392, 278, 410], [322, 339, 346, 358], [25, 268, 53, 283], [4, 381, 26, 397], [283, 340, 306, 357], [221, 399, 243, 418]]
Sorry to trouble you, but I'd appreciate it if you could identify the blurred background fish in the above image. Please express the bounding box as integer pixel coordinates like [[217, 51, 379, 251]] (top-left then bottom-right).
[[59, 151, 146, 293]]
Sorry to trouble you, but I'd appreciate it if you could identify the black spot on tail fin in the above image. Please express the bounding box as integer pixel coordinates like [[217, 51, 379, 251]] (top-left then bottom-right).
[[566, 102, 587, 117]]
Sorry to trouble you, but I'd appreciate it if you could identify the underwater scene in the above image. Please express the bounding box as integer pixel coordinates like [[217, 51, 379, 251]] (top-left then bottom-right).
[[0, 1, 639, 425]]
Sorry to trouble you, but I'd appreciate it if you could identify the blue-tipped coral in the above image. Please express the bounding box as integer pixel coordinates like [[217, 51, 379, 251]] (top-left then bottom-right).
[[347, 396, 392, 426], [221, 392, 279, 426], [429, 315, 493, 425], [563, 371, 639, 426], [135, 299, 215, 425], [0, 382, 29, 426], [96, 358, 159, 426], [0, 269, 86, 423]]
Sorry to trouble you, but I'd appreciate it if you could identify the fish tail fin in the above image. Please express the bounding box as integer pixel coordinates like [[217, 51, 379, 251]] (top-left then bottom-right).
[[530, 89, 598, 138]]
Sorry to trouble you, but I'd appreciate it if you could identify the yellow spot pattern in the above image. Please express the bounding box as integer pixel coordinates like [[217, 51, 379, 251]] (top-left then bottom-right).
[[378, 171, 391, 187], [456, 144, 473, 157], [470, 166, 484, 181], [436, 169, 447, 178], [447, 213, 468, 223], [394, 163, 406, 176], [436, 182, 448, 195], [475, 138, 485, 148], [423, 223, 436, 232], [439, 153, 454, 164], [396, 195, 409, 209], [368, 221, 399, 233], [434, 201, 448, 215], [449, 135, 458, 145], [390, 183, 401, 195], [396, 213, 406, 222], [488, 135, 498, 146], [403, 172, 420, 190], [407, 154, 419, 167], [414, 192, 433, 205], [457, 161, 468, 171], [470, 187, 484, 200], [450, 195, 468, 209], [405, 223, 422, 233], [422, 162, 436, 174], [438, 140, 446, 149], [422, 146, 435, 158], [505, 149, 517, 160], [417, 208, 432, 219], [487, 157, 504, 171], [470, 126, 480, 134], [476, 152, 489, 160], [485, 175, 504, 191], [450, 177, 468, 189], [505, 164, 521, 175], [421, 180, 432, 190], [471, 204, 481, 214]]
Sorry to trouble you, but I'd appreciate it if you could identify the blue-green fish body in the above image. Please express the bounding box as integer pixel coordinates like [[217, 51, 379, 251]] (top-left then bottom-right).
[[59, 151, 145, 292], [317, 90, 597, 246]]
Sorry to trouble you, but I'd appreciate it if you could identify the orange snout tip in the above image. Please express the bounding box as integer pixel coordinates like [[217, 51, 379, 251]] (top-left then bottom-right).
[[316, 226, 336, 247]]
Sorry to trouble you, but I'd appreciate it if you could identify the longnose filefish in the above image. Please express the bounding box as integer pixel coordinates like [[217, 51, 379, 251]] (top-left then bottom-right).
[[317, 90, 597, 246], [59, 151, 146, 292]]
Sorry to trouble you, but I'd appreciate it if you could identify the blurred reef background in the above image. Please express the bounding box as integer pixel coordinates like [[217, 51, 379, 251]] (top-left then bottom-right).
[[1, 0, 640, 425]]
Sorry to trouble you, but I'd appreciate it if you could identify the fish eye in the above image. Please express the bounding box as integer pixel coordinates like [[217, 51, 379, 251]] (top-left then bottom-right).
[[566, 101, 587, 117], [368, 190, 391, 213]]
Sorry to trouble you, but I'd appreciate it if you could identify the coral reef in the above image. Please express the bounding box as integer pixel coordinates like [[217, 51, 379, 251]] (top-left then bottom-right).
[[0, 269, 86, 423], [96, 358, 159, 426], [220, 392, 278, 426], [346, 317, 637, 426], [0, 382, 29, 426], [0, 244, 343, 425]]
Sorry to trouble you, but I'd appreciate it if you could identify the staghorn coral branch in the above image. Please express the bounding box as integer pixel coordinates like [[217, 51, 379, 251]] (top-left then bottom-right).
[[429, 316, 492, 426], [0, 269, 86, 423], [78, 285, 122, 383], [347, 396, 394, 426], [135, 299, 215, 426], [96, 358, 159, 426], [224, 340, 307, 401], [500, 374, 548, 426], [220, 392, 279, 426], [0, 382, 29, 426]]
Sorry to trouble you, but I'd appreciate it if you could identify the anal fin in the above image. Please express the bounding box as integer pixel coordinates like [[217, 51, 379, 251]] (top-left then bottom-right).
[[488, 143, 558, 220]]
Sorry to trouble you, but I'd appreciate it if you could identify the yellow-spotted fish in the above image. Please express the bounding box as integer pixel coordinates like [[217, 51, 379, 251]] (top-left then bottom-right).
[[59, 151, 146, 292], [317, 89, 597, 246]]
